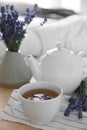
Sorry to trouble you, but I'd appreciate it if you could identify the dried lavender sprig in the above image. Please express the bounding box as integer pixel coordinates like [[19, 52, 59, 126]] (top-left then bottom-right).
[[0, 4, 38, 52], [64, 81, 87, 119], [40, 18, 47, 26]]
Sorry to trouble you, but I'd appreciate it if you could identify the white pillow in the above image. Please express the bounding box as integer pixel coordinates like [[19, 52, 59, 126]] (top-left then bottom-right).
[[20, 29, 42, 57], [33, 15, 87, 55]]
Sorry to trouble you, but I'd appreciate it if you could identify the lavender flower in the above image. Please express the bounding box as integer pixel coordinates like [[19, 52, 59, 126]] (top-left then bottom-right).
[[0, 4, 47, 52], [40, 18, 47, 26], [64, 81, 87, 119]]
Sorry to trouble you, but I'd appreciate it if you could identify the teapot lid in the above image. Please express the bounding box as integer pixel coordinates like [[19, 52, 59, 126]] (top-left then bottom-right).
[[57, 41, 74, 55]]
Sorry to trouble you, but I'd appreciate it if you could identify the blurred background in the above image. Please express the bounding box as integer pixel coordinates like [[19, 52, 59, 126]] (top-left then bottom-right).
[[20, 0, 87, 14]]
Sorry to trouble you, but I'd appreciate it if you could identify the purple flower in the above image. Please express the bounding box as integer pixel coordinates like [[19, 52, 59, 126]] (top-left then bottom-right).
[[64, 92, 87, 119], [1, 6, 5, 13], [40, 18, 47, 26], [78, 111, 83, 119], [0, 4, 45, 52], [64, 81, 87, 119], [10, 5, 14, 11]]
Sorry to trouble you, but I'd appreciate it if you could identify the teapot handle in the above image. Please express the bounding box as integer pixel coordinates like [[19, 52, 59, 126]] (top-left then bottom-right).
[[77, 51, 87, 80], [80, 51, 87, 80]]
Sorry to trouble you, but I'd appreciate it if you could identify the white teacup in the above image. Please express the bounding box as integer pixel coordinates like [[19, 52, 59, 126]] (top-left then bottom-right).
[[13, 82, 63, 125]]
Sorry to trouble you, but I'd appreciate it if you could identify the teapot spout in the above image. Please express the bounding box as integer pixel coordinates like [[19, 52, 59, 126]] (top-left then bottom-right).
[[25, 55, 42, 81]]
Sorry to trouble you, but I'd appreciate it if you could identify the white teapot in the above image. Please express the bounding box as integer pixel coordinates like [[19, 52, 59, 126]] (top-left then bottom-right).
[[26, 42, 87, 94]]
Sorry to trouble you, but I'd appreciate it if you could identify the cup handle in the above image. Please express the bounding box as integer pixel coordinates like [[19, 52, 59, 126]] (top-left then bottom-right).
[[81, 54, 87, 80], [11, 101, 27, 119]]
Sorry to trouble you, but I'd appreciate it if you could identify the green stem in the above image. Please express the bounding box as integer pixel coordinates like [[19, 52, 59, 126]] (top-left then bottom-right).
[[5, 42, 21, 52], [73, 81, 87, 98]]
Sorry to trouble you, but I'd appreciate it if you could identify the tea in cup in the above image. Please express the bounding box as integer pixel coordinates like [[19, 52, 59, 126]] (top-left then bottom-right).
[[13, 82, 63, 125]]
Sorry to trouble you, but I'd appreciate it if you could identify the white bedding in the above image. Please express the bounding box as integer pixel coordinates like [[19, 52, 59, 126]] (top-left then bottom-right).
[[28, 14, 87, 57], [0, 12, 87, 59]]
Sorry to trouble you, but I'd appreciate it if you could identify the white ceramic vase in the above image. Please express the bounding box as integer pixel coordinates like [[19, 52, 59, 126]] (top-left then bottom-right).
[[0, 50, 32, 88]]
